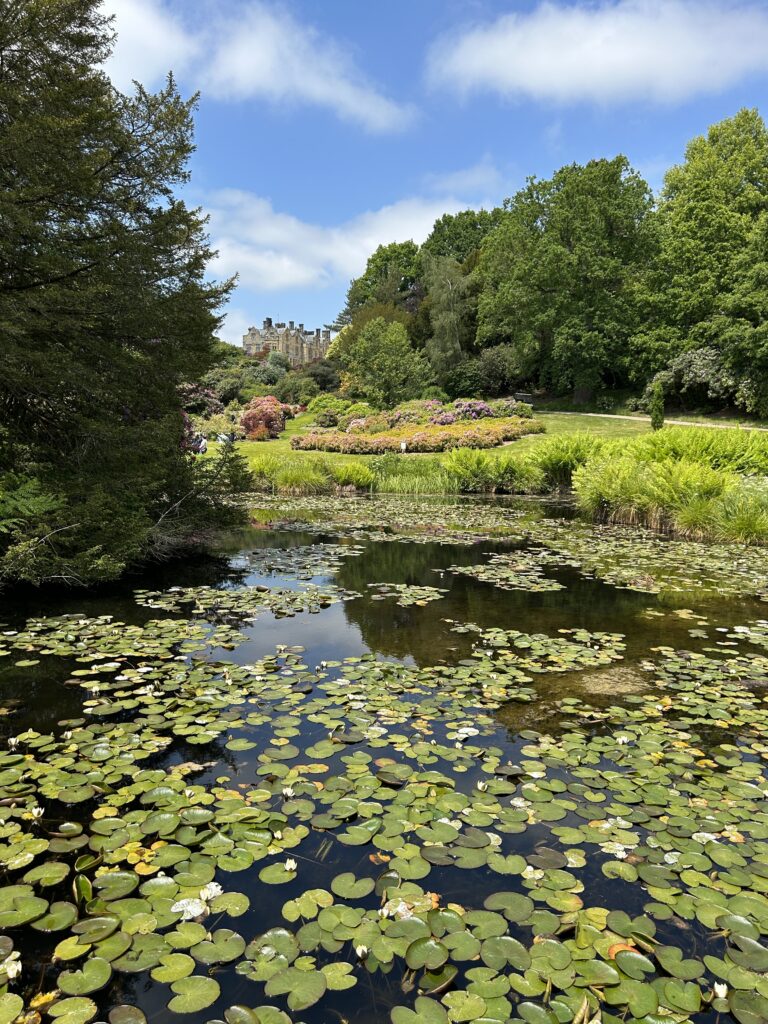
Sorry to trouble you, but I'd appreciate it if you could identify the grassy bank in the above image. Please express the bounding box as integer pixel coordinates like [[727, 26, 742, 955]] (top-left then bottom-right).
[[220, 418, 768, 545]]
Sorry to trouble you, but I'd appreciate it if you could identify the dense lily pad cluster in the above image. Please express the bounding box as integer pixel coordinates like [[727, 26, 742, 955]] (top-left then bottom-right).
[[1, 509, 768, 1024], [523, 520, 768, 600], [443, 549, 579, 593], [251, 494, 768, 601], [368, 583, 449, 606]]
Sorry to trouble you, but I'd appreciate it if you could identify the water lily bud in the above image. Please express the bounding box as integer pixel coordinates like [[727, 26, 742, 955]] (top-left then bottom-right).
[[714, 983, 728, 999], [355, 945, 369, 959], [284, 858, 297, 872]]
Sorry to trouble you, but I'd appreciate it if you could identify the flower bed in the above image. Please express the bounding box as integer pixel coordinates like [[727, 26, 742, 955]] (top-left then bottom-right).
[[292, 416, 544, 453]]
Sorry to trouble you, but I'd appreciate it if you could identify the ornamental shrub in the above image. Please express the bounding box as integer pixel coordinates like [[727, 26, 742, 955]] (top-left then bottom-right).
[[453, 398, 495, 420], [240, 395, 286, 438], [648, 379, 665, 431], [291, 416, 544, 454]]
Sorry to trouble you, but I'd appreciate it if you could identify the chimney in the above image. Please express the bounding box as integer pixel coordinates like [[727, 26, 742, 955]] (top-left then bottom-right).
[[264, 317, 272, 328], [288, 320, 294, 330], [315, 328, 321, 338], [298, 323, 304, 333], [322, 329, 331, 342]]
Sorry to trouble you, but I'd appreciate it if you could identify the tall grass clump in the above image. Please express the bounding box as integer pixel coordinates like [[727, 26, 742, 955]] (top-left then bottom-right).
[[328, 461, 375, 491], [528, 434, 607, 489], [492, 454, 546, 494], [441, 448, 496, 492], [630, 426, 768, 475], [273, 464, 328, 495], [710, 486, 768, 545], [573, 455, 736, 534], [370, 453, 458, 494]]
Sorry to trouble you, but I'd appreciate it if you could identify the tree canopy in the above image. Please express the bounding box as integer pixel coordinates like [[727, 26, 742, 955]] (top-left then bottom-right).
[[0, 0, 241, 585], [334, 109, 768, 414]]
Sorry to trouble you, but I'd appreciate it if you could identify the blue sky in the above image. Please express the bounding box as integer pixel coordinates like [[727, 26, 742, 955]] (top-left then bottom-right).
[[105, 0, 768, 345]]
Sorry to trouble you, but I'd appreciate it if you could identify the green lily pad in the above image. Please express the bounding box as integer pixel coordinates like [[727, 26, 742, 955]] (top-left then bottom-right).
[[168, 975, 221, 1013]]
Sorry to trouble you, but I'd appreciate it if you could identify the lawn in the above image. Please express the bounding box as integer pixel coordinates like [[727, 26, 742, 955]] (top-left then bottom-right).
[[220, 409, 651, 467], [216, 407, 768, 473]]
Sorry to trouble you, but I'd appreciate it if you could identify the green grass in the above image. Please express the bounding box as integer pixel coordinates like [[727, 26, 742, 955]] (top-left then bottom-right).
[[208, 413, 768, 543]]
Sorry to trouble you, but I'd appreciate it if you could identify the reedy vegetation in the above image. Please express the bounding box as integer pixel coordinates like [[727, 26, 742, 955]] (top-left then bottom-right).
[[243, 426, 768, 545]]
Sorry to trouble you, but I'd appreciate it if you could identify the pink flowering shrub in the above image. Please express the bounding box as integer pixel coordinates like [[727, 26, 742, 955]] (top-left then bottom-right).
[[240, 395, 286, 439], [453, 399, 495, 420], [292, 416, 543, 453]]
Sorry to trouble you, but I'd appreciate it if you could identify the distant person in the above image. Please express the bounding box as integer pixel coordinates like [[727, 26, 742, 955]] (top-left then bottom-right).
[[198, 436, 208, 454]]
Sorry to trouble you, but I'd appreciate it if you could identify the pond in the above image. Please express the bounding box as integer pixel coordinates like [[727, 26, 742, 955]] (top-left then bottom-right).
[[1, 495, 768, 1024]]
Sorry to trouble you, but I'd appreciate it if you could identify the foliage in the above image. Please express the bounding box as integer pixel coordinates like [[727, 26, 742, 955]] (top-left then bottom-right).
[[191, 409, 245, 441], [648, 379, 665, 431], [328, 461, 375, 490], [236, 452, 375, 495], [338, 318, 432, 407], [477, 157, 655, 396], [274, 370, 320, 405], [0, 475, 62, 536], [631, 109, 768, 409], [630, 425, 768, 475], [178, 383, 224, 417], [527, 433, 607, 489], [343, 241, 421, 315], [291, 416, 544, 454], [643, 347, 751, 413], [303, 359, 341, 392], [240, 397, 286, 439], [422, 208, 502, 263], [446, 345, 534, 399], [421, 254, 478, 382], [0, 0, 239, 585], [441, 448, 496, 491], [573, 455, 741, 536]]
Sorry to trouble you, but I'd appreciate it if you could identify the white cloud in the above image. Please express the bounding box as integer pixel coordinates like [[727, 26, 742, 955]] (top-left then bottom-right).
[[424, 156, 504, 197], [207, 189, 466, 293], [102, 0, 199, 91], [218, 306, 252, 347], [204, 3, 414, 133], [103, 0, 411, 133], [427, 1, 768, 105]]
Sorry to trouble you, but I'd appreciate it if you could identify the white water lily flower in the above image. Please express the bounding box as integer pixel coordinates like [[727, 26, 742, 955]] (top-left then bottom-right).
[[284, 858, 297, 872], [199, 882, 223, 902], [7, 738, 17, 749], [171, 898, 208, 921], [616, 735, 631, 744], [282, 786, 295, 799], [714, 983, 728, 999], [378, 907, 390, 919], [31, 806, 44, 819], [601, 842, 629, 859], [355, 945, 369, 959], [386, 898, 413, 920], [476, 781, 488, 792], [3, 952, 21, 981], [522, 865, 543, 880], [692, 832, 719, 844]]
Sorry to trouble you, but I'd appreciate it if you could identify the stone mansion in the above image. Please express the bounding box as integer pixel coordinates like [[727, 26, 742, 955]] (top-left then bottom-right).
[[242, 318, 332, 367]]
